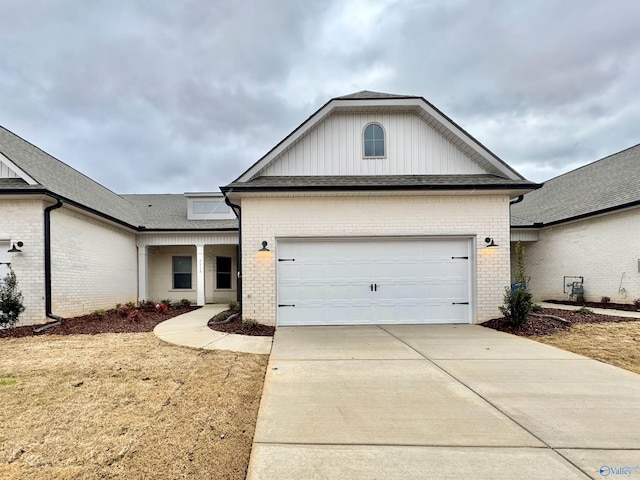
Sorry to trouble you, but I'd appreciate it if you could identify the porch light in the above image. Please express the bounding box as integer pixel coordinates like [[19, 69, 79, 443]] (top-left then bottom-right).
[[484, 237, 498, 248], [8, 241, 23, 253], [259, 241, 270, 252]]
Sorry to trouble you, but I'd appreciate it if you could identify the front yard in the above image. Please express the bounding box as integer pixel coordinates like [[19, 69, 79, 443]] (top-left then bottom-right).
[[0, 333, 268, 479], [483, 307, 640, 375], [531, 321, 640, 375]]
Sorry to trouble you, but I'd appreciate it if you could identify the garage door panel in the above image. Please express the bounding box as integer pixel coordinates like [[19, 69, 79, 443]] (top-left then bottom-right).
[[277, 238, 472, 326]]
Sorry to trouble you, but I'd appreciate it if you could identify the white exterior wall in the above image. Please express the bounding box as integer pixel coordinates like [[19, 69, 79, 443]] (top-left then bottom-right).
[[204, 244, 237, 304], [259, 112, 486, 177], [525, 207, 640, 304], [147, 245, 197, 303], [50, 208, 137, 316], [0, 198, 46, 326], [241, 195, 511, 326]]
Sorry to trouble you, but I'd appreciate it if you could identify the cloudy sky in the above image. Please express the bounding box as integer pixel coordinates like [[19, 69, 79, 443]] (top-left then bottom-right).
[[1, 0, 639, 193]]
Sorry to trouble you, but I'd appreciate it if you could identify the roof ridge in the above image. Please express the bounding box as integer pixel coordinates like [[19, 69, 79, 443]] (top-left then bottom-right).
[[335, 90, 418, 100]]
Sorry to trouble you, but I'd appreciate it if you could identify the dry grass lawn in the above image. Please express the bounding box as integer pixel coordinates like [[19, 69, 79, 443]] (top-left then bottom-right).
[[532, 321, 640, 375], [0, 333, 268, 479]]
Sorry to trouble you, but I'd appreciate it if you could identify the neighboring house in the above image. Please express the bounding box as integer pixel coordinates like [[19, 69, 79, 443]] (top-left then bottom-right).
[[511, 143, 640, 304], [1, 91, 540, 328], [0, 127, 237, 326], [222, 91, 538, 326]]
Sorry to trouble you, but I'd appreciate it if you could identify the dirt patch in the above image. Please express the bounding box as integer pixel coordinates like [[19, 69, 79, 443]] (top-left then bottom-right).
[[533, 322, 640, 375], [208, 310, 274, 337], [0, 306, 198, 339], [482, 307, 640, 375], [0, 333, 268, 479]]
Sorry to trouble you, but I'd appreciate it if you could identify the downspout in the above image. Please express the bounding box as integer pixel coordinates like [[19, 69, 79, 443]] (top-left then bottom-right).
[[224, 193, 242, 320], [33, 197, 64, 334]]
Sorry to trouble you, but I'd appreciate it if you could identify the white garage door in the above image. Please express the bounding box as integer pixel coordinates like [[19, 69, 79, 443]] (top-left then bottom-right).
[[276, 237, 472, 326]]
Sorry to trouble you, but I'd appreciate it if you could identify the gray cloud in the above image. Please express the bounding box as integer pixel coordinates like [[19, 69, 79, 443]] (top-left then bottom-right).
[[1, 0, 639, 192]]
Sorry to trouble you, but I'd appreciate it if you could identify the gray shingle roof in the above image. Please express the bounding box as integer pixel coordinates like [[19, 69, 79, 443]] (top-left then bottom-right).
[[336, 90, 417, 100], [1, 126, 237, 231], [224, 174, 539, 191], [511, 143, 640, 227], [0, 126, 141, 226], [123, 194, 238, 230]]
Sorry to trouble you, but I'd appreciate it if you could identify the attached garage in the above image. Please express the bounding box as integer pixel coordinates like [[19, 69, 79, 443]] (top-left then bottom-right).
[[276, 237, 472, 326]]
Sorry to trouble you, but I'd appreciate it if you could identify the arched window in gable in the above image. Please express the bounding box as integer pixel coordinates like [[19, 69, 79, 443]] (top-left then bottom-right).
[[363, 123, 385, 158]]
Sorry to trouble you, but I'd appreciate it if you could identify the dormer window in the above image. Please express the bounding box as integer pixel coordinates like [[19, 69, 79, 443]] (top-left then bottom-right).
[[363, 123, 385, 158], [185, 193, 235, 220], [193, 200, 230, 215]]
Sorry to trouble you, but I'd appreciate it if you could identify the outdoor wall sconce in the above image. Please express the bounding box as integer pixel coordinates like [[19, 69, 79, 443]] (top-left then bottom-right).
[[484, 237, 498, 248], [7, 241, 23, 253], [259, 241, 270, 252]]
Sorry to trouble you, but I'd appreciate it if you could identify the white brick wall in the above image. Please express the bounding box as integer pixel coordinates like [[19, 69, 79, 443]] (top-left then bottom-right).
[[240, 195, 511, 326], [51, 207, 137, 316], [0, 198, 46, 326], [524, 207, 640, 304]]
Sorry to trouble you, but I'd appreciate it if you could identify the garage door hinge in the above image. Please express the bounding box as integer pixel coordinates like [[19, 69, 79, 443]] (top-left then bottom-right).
[[278, 258, 296, 262], [451, 256, 469, 259], [452, 302, 469, 305], [278, 304, 296, 307]]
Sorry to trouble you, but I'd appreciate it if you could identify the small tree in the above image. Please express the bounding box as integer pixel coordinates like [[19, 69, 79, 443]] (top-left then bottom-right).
[[500, 240, 532, 326], [0, 268, 25, 328]]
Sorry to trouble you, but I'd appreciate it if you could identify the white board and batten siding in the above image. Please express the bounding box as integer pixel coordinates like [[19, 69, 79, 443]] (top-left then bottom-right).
[[276, 237, 472, 326], [0, 159, 20, 178], [258, 111, 487, 177]]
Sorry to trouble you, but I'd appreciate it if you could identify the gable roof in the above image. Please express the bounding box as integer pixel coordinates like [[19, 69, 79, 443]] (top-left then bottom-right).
[[0, 126, 236, 232], [511, 142, 640, 227], [0, 126, 142, 227], [230, 91, 530, 185]]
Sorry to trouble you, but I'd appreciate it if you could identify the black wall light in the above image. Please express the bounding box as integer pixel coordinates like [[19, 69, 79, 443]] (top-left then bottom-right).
[[484, 237, 498, 248], [259, 241, 270, 252], [8, 241, 23, 253]]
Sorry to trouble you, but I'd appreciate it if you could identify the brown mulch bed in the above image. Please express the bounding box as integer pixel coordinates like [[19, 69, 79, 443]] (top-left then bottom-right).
[[544, 299, 640, 312], [0, 306, 199, 339], [208, 310, 275, 337], [482, 307, 640, 337]]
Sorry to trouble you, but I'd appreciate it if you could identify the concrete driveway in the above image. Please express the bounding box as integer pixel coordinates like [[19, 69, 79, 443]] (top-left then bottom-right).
[[247, 325, 640, 480]]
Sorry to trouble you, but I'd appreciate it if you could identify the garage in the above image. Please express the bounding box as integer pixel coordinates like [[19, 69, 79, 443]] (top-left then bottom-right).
[[276, 237, 472, 326]]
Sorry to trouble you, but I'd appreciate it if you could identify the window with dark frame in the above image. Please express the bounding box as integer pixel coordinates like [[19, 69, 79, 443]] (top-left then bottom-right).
[[363, 123, 385, 157], [216, 256, 232, 289], [172, 256, 192, 289]]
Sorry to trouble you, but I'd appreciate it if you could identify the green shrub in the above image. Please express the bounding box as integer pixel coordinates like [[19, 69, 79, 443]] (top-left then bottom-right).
[[91, 309, 107, 318], [160, 299, 173, 308], [575, 306, 593, 315], [176, 299, 191, 308], [242, 317, 258, 329], [575, 293, 585, 303], [531, 303, 543, 313], [601, 296, 610, 308], [228, 301, 239, 312], [0, 269, 25, 329], [499, 287, 533, 327]]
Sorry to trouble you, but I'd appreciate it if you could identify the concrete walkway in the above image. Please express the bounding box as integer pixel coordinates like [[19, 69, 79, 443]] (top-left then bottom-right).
[[153, 304, 272, 355], [247, 324, 640, 479], [540, 301, 640, 319]]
